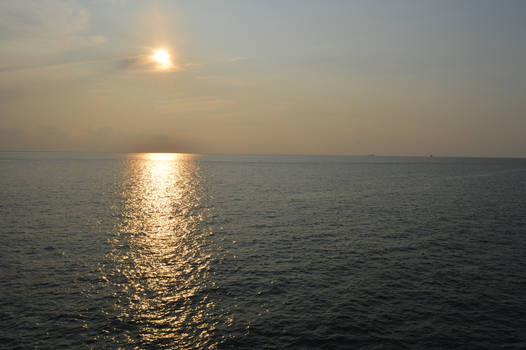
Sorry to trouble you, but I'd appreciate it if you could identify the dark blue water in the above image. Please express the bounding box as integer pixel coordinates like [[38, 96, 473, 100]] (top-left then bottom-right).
[[1, 152, 525, 349]]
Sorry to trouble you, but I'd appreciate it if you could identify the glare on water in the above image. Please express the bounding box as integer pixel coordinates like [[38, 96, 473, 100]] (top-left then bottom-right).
[[105, 153, 219, 348]]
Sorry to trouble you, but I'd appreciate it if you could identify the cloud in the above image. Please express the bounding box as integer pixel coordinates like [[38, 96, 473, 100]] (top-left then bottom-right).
[[0, 126, 69, 151], [116, 53, 181, 73], [183, 62, 202, 69], [0, 0, 107, 70], [117, 55, 151, 70], [0, 1, 88, 40], [103, 0, 128, 7], [0, 126, 197, 153], [196, 75, 248, 87], [225, 57, 249, 63], [0, 57, 115, 97], [153, 97, 232, 115]]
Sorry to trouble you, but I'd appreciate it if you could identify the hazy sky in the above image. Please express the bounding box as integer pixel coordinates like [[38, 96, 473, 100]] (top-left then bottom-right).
[[1, 0, 525, 156]]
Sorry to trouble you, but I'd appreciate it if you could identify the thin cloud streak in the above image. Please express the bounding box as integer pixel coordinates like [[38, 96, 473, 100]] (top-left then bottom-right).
[[117, 53, 181, 73], [225, 56, 250, 63]]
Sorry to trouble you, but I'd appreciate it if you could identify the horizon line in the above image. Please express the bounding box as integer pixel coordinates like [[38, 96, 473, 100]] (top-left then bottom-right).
[[0, 150, 525, 160]]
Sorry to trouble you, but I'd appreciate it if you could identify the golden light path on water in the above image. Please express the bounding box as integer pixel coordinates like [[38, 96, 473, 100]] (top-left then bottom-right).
[[107, 153, 220, 348]]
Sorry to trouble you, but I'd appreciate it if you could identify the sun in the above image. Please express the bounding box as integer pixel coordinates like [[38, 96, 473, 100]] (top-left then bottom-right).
[[151, 49, 172, 70]]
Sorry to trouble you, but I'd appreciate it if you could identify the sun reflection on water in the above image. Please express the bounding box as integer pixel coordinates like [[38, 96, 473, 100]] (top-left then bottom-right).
[[106, 153, 219, 348]]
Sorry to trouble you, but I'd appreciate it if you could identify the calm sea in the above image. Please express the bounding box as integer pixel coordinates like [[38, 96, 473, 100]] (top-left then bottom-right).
[[0, 152, 525, 349]]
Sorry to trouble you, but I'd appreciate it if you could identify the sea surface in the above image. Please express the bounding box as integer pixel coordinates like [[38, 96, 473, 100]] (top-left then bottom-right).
[[0, 152, 525, 349]]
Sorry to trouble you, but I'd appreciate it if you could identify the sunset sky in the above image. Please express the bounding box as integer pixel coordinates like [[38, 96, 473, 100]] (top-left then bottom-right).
[[1, 0, 525, 157]]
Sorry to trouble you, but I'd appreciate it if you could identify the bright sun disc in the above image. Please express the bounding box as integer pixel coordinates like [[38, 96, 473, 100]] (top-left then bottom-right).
[[151, 49, 172, 69]]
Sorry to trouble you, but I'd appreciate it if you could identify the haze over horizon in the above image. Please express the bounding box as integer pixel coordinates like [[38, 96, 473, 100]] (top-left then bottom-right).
[[1, 0, 525, 157]]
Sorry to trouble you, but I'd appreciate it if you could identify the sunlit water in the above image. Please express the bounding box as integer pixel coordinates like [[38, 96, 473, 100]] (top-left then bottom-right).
[[1, 153, 525, 348]]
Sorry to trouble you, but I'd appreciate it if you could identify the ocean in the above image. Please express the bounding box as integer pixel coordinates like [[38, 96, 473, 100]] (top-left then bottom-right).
[[1, 152, 525, 349]]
